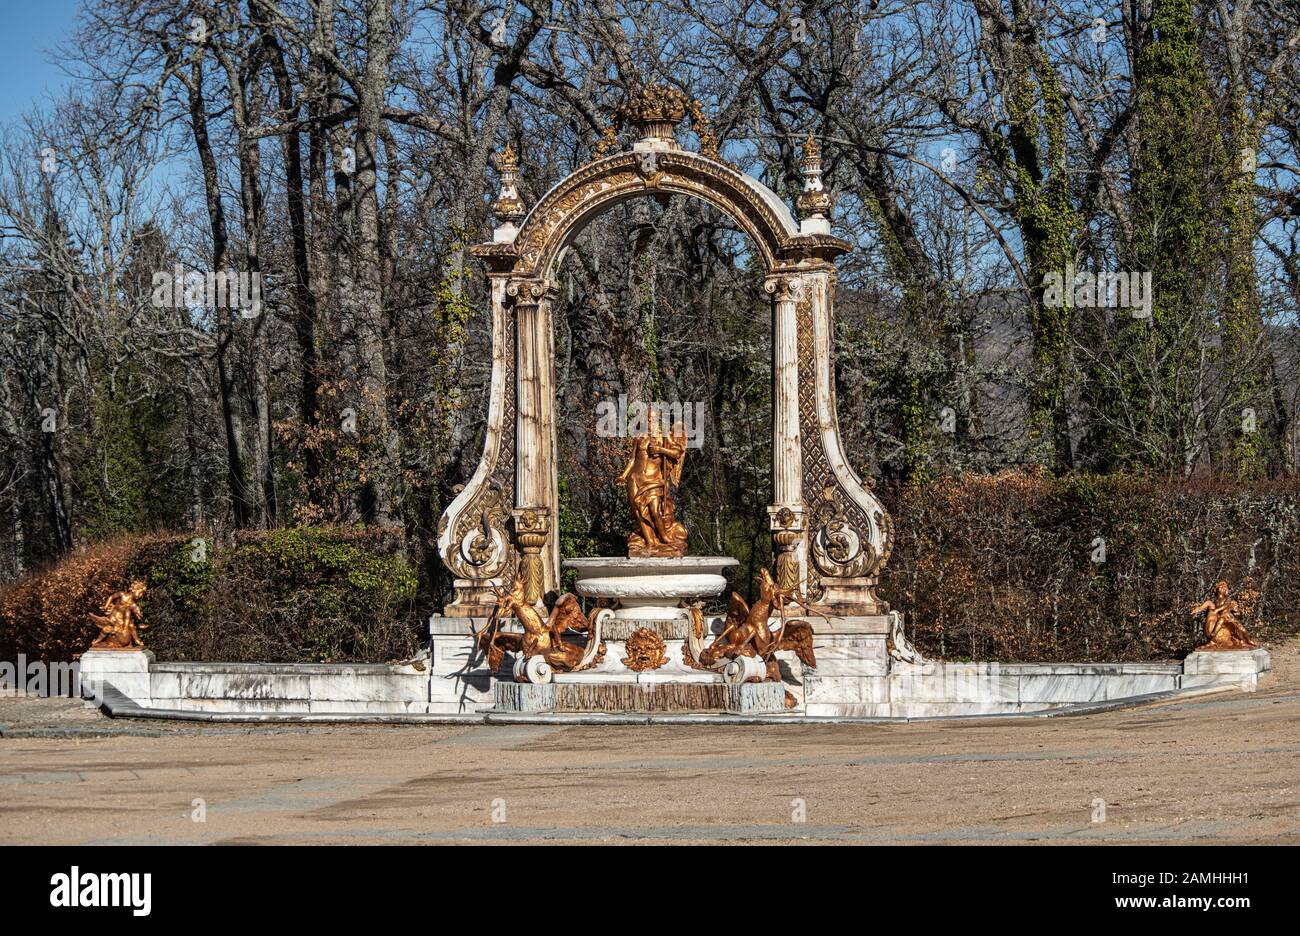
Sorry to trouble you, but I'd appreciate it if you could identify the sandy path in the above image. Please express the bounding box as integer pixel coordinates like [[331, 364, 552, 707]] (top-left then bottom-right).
[[2, 641, 1297, 844]]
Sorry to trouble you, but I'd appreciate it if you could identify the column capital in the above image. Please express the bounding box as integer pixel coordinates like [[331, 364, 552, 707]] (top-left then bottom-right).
[[768, 504, 805, 532], [763, 273, 804, 301], [506, 278, 550, 302], [511, 506, 550, 536], [512, 507, 551, 605]]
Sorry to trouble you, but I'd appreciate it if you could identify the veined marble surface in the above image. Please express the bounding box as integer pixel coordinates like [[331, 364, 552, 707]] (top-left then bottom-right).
[[78, 633, 1272, 720], [563, 556, 738, 574]]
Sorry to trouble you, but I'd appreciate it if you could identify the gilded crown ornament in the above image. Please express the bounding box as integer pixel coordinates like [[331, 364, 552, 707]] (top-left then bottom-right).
[[617, 85, 690, 143], [490, 142, 527, 232], [797, 132, 833, 219]]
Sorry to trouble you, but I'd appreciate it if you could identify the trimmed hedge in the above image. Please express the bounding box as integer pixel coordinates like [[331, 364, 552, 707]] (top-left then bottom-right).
[[0, 527, 419, 663], [878, 472, 1300, 661], [3, 477, 1296, 666]]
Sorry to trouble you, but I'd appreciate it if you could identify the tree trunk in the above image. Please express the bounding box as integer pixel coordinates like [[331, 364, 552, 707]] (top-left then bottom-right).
[[188, 55, 252, 528]]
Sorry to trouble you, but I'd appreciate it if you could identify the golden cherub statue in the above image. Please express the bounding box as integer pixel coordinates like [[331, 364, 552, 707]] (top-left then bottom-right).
[[1190, 580, 1258, 651], [89, 581, 148, 650], [688, 567, 823, 707], [618, 414, 688, 557], [695, 568, 821, 672], [475, 576, 606, 679]]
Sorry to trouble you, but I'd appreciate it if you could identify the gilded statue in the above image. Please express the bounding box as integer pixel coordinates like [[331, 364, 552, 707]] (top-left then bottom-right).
[[688, 568, 823, 706], [89, 581, 148, 650], [1190, 581, 1259, 651], [476, 577, 606, 679], [618, 417, 688, 557]]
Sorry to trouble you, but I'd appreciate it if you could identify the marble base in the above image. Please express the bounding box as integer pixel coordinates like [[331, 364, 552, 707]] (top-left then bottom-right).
[[493, 677, 788, 714], [71, 614, 1273, 720], [1182, 647, 1271, 676], [1181, 648, 1271, 690], [730, 682, 789, 714]]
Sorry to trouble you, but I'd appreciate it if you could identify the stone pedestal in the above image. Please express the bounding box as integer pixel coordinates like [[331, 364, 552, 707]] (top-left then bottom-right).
[[428, 614, 497, 714], [77, 649, 154, 704], [1182, 648, 1271, 690]]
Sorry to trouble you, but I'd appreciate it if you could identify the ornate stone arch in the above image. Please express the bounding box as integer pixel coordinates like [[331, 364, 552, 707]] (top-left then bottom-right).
[[437, 91, 892, 617], [510, 150, 794, 275]]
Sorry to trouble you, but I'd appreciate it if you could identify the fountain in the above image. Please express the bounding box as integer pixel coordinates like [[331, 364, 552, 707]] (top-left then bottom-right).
[[479, 414, 803, 715]]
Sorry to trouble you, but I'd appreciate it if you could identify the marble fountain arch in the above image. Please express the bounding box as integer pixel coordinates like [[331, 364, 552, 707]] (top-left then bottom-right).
[[72, 85, 1273, 722], [68, 93, 1271, 721], [437, 93, 894, 619]]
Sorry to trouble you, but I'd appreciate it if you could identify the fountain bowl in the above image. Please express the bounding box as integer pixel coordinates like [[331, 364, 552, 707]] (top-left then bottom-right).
[[563, 556, 737, 619]]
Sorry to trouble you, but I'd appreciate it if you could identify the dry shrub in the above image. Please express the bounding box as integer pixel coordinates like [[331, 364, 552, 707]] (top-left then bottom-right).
[[0, 534, 190, 662], [879, 471, 1300, 661], [0, 527, 419, 664]]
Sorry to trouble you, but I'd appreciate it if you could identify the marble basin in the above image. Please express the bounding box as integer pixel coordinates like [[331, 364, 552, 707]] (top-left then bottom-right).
[[563, 556, 737, 618]]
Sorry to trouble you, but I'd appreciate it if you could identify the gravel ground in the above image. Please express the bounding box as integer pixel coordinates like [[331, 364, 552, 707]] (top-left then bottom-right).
[[2, 641, 1297, 845]]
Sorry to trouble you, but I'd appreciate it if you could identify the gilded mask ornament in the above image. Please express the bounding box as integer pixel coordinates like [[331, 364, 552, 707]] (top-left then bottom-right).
[[621, 627, 670, 671]]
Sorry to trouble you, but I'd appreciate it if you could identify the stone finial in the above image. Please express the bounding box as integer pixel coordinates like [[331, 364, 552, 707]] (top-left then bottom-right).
[[498, 142, 517, 171], [618, 85, 689, 146], [802, 132, 820, 164], [797, 132, 833, 234], [797, 133, 833, 222], [491, 143, 526, 243]]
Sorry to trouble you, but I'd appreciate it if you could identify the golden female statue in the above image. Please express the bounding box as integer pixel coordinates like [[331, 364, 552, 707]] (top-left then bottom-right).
[[618, 417, 688, 557], [1190, 581, 1258, 651]]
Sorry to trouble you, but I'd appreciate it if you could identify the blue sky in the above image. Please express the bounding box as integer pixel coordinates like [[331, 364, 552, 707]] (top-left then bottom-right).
[[0, 0, 81, 125]]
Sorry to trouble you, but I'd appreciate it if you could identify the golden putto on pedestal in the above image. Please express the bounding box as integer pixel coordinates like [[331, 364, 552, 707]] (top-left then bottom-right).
[[1190, 580, 1259, 651], [89, 581, 148, 650]]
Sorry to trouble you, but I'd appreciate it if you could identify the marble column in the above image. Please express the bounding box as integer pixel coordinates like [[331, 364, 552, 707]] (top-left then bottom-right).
[[510, 278, 557, 604], [801, 269, 891, 614], [765, 273, 806, 592]]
